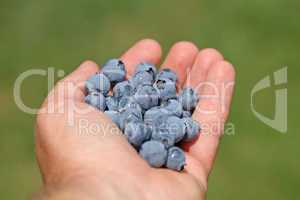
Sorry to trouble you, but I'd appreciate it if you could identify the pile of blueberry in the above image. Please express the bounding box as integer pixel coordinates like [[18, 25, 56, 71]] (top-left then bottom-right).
[[85, 59, 201, 171]]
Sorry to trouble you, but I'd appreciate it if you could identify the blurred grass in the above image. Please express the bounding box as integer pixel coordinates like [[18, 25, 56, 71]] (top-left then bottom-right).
[[0, 0, 298, 199]]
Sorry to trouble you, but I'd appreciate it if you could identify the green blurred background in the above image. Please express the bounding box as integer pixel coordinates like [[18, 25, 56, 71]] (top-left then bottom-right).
[[0, 0, 298, 199]]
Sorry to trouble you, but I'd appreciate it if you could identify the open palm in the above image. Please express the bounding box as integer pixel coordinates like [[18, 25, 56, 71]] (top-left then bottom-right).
[[35, 39, 235, 200]]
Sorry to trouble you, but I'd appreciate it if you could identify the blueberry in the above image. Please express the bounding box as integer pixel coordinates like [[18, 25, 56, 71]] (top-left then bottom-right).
[[182, 117, 201, 142], [105, 96, 119, 111], [144, 107, 170, 128], [161, 99, 183, 117], [182, 110, 191, 118], [85, 91, 106, 111], [139, 141, 167, 168], [130, 71, 154, 88], [134, 84, 159, 110], [151, 129, 176, 149], [101, 59, 126, 83], [104, 110, 121, 128], [153, 78, 177, 101], [166, 147, 186, 171], [178, 87, 199, 111], [164, 116, 186, 143], [119, 107, 143, 130], [118, 96, 143, 113], [156, 68, 177, 82], [143, 107, 158, 126], [124, 122, 149, 148], [144, 124, 153, 141], [135, 62, 157, 79], [113, 81, 135, 99], [85, 73, 111, 95]]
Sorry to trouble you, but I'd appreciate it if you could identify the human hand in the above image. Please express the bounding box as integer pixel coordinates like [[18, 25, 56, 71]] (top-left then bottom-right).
[[35, 39, 235, 200]]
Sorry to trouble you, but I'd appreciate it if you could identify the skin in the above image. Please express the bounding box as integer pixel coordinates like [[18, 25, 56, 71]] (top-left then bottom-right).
[[35, 39, 235, 200]]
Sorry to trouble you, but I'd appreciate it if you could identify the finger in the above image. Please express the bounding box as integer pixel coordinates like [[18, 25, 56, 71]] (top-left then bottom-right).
[[63, 60, 99, 100], [185, 48, 224, 90], [63, 60, 100, 85], [161, 41, 198, 88], [121, 39, 162, 76], [42, 61, 99, 107], [183, 60, 235, 176]]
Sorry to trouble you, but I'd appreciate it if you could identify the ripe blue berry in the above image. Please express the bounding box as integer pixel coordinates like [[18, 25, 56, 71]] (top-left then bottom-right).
[[144, 124, 153, 141], [113, 81, 135, 99], [85, 91, 106, 111], [139, 141, 167, 168], [144, 107, 170, 128], [130, 71, 154, 88], [124, 122, 149, 148], [156, 68, 177, 82], [101, 59, 126, 83], [165, 116, 186, 143], [85, 73, 111, 95], [119, 107, 143, 130], [151, 129, 176, 149], [105, 96, 119, 111], [182, 117, 201, 142], [161, 99, 183, 117], [178, 87, 199, 111], [118, 96, 143, 113], [154, 78, 177, 101], [134, 84, 159, 110], [166, 147, 186, 171], [104, 110, 121, 128], [135, 62, 157, 79]]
